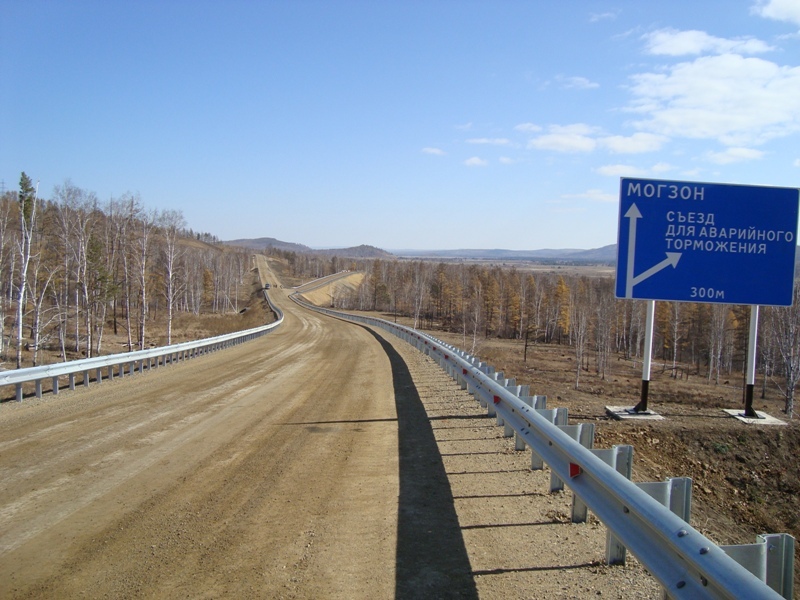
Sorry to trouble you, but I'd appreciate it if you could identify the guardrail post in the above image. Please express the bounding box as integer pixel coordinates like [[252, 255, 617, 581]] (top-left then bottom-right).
[[83, 371, 90, 387], [721, 534, 795, 599], [96, 368, 103, 383], [599, 447, 636, 564], [15, 383, 22, 401], [530, 408, 568, 470], [52, 376, 59, 394], [35, 379, 43, 398], [606, 477, 694, 566], [551, 423, 595, 493], [69, 373, 76, 390], [637, 477, 692, 522], [515, 395, 545, 450], [582, 445, 634, 529]]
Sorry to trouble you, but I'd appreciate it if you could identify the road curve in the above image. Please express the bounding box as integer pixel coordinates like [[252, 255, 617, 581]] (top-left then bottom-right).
[[0, 268, 476, 599]]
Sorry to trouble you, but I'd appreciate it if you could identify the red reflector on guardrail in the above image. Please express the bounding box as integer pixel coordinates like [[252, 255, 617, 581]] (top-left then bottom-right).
[[493, 395, 500, 404], [569, 463, 582, 478], [462, 369, 468, 375], [445, 355, 449, 360]]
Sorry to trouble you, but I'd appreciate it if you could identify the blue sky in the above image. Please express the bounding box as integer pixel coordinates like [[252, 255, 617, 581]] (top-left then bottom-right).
[[2, 0, 799, 251]]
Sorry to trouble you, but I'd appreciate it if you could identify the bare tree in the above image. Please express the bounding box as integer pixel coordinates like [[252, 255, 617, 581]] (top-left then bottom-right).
[[159, 209, 186, 344], [135, 207, 158, 350], [570, 278, 591, 389], [668, 302, 684, 378], [707, 304, 728, 384], [0, 192, 14, 359], [593, 279, 615, 380], [14, 173, 38, 368], [411, 261, 430, 330], [766, 285, 800, 418]]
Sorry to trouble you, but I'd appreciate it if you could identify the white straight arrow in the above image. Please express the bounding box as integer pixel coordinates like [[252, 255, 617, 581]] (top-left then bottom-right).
[[624, 204, 642, 298], [632, 252, 682, 286]]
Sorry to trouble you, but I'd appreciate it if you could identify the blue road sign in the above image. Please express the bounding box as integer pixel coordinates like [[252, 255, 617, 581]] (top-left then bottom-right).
[[615, 178, 799, 306]]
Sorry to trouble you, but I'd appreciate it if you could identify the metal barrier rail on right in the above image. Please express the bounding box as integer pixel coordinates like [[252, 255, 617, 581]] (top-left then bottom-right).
[[293, 295, 794, 600]]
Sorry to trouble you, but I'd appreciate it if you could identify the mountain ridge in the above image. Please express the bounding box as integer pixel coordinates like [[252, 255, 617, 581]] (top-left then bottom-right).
[[224, 237, 617, 262]]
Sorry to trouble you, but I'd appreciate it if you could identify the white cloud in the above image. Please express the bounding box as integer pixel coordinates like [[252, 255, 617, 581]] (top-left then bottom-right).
[[594, 162, 679, 177], [515, 122, 542, 133], [643, 28, 773, 56], [628, 54, 800, 146], [590, 11, 618, 23], [595, 164, 649, 177], [528, 123, 599, 153], [464, 157, 488, 167], [558, 75, 600, 90], [706, 147, 765, 164], [499, 156, 516, 164], [526, 126, 667, 155], [651, 162, 675, 173], [562, 189, 617, 203], [752, 0, 800, 26], [455, 122, 473, 131], [794, 158, 800, 167], [466, 138, 511, 145], [421, 147, 446, 155], [600, 132, 667, 153]]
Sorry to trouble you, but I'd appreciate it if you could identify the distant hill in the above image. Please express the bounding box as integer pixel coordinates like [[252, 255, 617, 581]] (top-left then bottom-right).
[[314, 245, 394, 259], [393, 244, 617, 262], [224, 237, 313, 253], [223, 237, 393, 258], [224, 236, 616, 262]]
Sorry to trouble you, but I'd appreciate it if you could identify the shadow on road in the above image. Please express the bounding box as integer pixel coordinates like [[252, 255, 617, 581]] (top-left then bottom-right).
[[363, 327, 479, 600]]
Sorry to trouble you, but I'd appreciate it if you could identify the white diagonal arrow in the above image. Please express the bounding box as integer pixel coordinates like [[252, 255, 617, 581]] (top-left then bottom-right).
[[632, 252, 682, 287], [624, 204, 642, 298]]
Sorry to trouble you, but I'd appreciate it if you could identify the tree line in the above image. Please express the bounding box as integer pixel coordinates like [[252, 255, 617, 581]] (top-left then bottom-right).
[[316, 258, 800, 418], [1, 173, 251, 369]]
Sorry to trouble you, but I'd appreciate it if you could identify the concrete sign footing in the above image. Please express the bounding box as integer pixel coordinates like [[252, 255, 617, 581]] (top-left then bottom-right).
[[605, 405, 665, 421], [722, 409, 787, 425]]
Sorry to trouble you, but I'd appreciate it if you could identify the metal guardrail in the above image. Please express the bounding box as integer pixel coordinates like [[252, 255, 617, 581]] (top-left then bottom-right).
[[1, 290, 284, 402], [293, 270, 356, 294], [293, 294, 792, 600]]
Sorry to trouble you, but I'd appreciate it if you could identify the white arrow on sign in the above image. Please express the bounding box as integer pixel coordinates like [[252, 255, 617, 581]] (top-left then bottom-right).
[[632, 252, 682, 286], [624, 202, 682, 298]]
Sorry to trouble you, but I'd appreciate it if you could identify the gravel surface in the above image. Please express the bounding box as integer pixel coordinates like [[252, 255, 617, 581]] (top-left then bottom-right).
[[0, 264, 664, 599]]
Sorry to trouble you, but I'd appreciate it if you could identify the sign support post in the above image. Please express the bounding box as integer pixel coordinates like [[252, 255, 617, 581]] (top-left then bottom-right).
[[632, 300, 655, 413], [743, 305, 760, 418]]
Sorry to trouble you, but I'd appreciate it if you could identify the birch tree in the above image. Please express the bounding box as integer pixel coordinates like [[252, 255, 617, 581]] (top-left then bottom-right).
[[159, 209, 186, 344], [0, 192, 14, 359], [135, 207, 157, 349], [766, 285, 800, 418], [14, 173, 38, 368]]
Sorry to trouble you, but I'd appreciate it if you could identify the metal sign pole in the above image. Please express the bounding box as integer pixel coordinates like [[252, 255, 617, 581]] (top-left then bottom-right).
[[743, 304, 761, 418], [633, 300, 655, 413]]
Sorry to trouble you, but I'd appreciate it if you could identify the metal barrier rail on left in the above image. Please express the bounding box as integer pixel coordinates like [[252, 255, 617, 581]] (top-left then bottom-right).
[[1, 290, 284, 403]]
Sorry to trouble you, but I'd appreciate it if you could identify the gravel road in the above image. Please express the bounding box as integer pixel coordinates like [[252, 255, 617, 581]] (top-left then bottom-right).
[[0, 268, 661, 599]]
